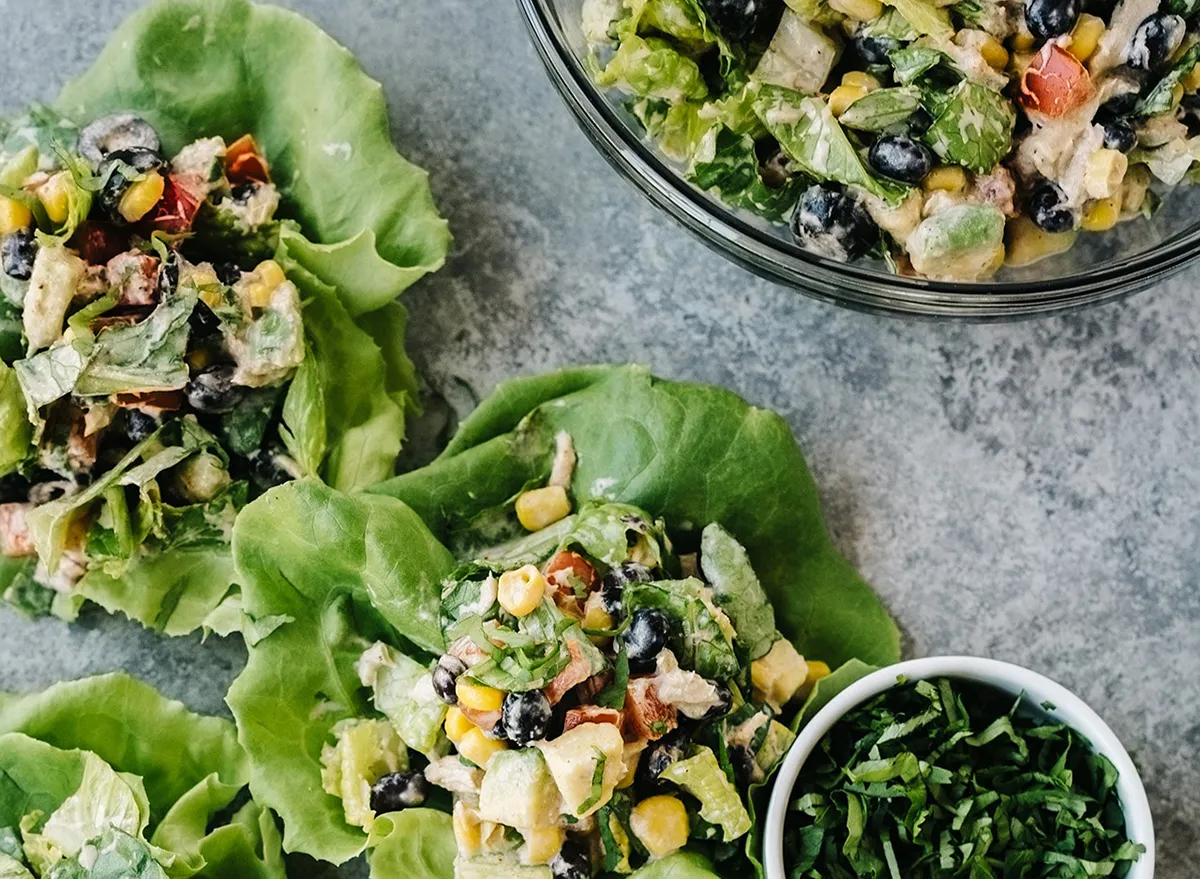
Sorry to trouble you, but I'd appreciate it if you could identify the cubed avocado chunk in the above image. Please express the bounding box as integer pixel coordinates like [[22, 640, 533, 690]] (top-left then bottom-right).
[[536, 723, 626, 818], [750, 638, 809, 709], [319, 718, 407, 830], [906, 204, 1006, 281], [366, 643, 449, 757], [454, 853, 552, 879], [479, 748, 562, 830]]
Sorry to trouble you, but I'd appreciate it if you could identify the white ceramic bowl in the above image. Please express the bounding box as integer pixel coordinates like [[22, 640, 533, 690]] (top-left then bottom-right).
[[764, 657, 1155, 879]]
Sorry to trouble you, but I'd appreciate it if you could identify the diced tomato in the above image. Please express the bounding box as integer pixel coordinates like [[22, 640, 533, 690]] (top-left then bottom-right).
[[225, 134, 271, 184], [1021, 43, 1093, 118], [69, 221, 129, 265], [563, 706, 623, 734], [459, 705, 503, 734], [151, 175, 202, 234], [114, 390, 186, 413], [544, 640, 594, 705], [544, 550, 597, 590], [623, 678, 677, 743]]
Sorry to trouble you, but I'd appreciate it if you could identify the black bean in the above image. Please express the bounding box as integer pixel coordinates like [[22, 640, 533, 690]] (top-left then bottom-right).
[[868, 135, 933, 184], [369, 771, 428, 813], [1029, 181, 1077, 233], [1025, 0, 1081, 41], [790, 184, 878, 262], [1, 228, 37, 281]]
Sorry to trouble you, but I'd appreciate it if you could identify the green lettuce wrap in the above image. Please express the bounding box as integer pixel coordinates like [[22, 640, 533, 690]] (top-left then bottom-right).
[[0, 0, 448, 636], [226, 366, 898, 874], [0, 673, 284, 878]]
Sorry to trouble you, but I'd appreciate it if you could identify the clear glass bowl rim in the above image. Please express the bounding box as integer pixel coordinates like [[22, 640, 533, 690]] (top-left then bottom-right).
[[516, 0, 1200, 319]]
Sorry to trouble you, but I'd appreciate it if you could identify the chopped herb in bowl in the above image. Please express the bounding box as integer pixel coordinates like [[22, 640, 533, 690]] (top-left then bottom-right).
[[783, 676, 1145, 878]]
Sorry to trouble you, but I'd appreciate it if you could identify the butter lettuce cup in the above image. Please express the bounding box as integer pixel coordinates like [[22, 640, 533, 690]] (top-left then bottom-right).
[[764, 656, 1154, 879]]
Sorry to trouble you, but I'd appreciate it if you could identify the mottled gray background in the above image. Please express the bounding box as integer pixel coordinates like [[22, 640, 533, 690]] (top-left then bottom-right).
[[0, 0, 1196, 875]]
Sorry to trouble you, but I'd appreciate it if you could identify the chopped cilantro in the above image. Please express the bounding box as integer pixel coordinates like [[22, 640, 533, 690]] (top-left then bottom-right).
[[577, 747, 609, 814]]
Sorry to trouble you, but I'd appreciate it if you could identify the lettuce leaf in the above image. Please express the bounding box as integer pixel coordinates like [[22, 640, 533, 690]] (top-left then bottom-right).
[[55, 0, 449, 284], [0, 362, 30, 476], [365, 810, 456, 879], [0, 674, 281, 879], [226, 480, 455, 864], [375, 365, 900, 669]]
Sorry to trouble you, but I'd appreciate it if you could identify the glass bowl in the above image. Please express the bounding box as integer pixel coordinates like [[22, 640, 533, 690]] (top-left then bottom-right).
[[516, 0, 1200, 318]]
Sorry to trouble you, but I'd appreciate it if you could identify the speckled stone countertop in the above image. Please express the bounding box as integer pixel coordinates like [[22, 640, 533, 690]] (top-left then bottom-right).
[[0, 0, 1197, 875]]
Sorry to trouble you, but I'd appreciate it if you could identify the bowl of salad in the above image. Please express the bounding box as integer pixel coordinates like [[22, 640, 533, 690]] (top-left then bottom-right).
[[518, 0, 1200, 317], [763, 656, 1155, 878]]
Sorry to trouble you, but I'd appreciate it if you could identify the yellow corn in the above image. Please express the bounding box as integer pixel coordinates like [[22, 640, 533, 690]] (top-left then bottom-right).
[[515, 485, 571, 532], [458, 727, 508, 769], [0, 197, 32, 235], [243, 259, 287, 309], [38, 171, 73, 225], [841, 70, 881, 91], [630, 795, 690, 860], [1184, 64, 1200, 92], [829, 84, 869, 117], [1172, 82, 1187, 111], [1005, 216, 1077, 268], [1068, 14, 1105, 62], [978, 34, 1009, 70], [805, 660, 832, 688], [453, 802, 483, 857], [1012, 27, 1036, 51], [521, 827, 566, 866], [583, 601, 614, 646], [444, 706, 475, 744], [923, 166, 968, 194], [1082, 196, 1121, 231], [118, 170, 165, 223], [829, 0, 883, 19], [456, 680, 505, 712], [498, 565, 548, 617], [198, 287, 224, 311]]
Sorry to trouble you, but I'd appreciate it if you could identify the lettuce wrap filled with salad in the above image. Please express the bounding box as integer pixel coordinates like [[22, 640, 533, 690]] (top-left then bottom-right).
[[226, 365, 899, 879], [0, 0, 449, 635], [0, 673, 284, 878]]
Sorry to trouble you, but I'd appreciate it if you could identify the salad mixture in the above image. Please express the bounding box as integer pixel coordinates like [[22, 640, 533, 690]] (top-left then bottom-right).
[[0, 112, 307, 621], [0, 674, 283, 879], [322, 478, 826, 878], [784, 677, 1144, 878], [583, 0, 1200, 280]]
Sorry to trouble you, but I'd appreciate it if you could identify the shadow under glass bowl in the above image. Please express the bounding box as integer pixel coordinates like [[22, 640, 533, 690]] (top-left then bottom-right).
[[516, 0, 1200, 319]]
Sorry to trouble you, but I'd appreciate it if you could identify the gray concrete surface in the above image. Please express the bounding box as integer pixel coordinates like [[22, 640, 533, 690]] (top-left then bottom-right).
[[0, 0, 1196, 874]]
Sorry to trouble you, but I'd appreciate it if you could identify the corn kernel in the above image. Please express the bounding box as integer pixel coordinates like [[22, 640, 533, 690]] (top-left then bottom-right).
[[0, 197, 32, 236], [453, 802, 483, 856], [1184, 64, 1200, 92], [456, 680, 505, 712], [38, 171, 73, 225], [521, 827, 566, 865], [1172, 82, 1186, 111], [498, 565, 548, 617], [1082, 196, 1121, 231], [458, 727, 508, 769], [630, 795, 690, 860], [444, 706, 475, 743], [923, 166, 968, 194], [583, 600, 614, 646], [198, 287, 224, 310], [1068, 14, 1105, 62], [117, 170, 165, 223], [1012, 27, 1036, 51], [828, 84, 869, 117], [805, 660, 832, 688], [1084, 148, 1128, 200], [829, 0, 882, 20], [255, 259, 287, 290], [1005, 216, 1077, 268], [841, 70, 881, 91], [515, 485, 571, 532], [978, 34, 1009, 70]]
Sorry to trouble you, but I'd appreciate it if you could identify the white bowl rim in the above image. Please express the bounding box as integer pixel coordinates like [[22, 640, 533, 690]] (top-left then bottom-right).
[[763, 656, 1156, 879]]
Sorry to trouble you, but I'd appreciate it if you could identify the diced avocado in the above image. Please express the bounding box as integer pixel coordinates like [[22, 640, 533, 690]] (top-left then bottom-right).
[[658, 747, 752, 842], [699, 524, 776, 662], [754, 720, 797, 777], [368, 643, 449, 757], [319, 718, 406, 830], [753, 10, 841, 94], [479, 749, 562, 830], [906, 204, 1006, 281], [454, 853, 552, 879], [751, 638, 809, 710], [23, 245, 85, 352], [536, 723, 626, 818]]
